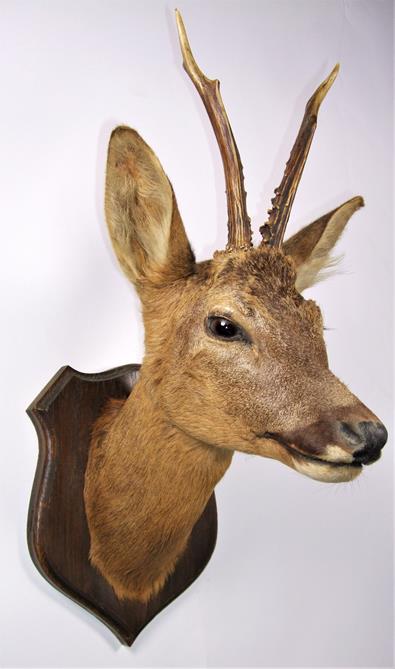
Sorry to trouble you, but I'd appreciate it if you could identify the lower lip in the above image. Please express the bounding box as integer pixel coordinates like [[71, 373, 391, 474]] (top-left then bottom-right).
[[263, 433, 362, 469], [292, 449, 362, 470]]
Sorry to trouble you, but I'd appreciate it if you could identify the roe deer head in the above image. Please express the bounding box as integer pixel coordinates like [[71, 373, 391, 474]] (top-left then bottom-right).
[[84, 10, 387, 604]]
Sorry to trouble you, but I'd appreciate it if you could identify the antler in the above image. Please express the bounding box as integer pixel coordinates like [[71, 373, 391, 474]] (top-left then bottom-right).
[[175, 9, 252, 252], [260, 65, 339, 248]]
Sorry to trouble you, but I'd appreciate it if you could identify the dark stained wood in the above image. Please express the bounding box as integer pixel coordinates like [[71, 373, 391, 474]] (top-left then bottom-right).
[[27, 365, 217, 646]]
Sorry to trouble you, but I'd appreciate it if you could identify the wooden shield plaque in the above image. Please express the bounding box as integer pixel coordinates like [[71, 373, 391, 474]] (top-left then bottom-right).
[[27, 365, 217, 645]]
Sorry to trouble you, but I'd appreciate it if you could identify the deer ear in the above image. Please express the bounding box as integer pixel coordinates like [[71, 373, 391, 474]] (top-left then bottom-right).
[[105, 126, 195, 287], [283, 196, 364, 292]]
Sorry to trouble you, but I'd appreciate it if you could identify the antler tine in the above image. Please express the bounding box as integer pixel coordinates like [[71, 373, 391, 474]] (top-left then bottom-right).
[[260, 64, 340, 248], [175, 9, 252, 252]]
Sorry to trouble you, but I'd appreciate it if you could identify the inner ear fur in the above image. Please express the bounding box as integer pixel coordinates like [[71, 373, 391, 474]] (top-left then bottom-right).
[[105, 126, 195, 287], [283, 196, 364, 292]]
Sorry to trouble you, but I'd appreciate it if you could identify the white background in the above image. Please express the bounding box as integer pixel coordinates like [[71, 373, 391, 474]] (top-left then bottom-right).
[[1, 1, 393, 667]]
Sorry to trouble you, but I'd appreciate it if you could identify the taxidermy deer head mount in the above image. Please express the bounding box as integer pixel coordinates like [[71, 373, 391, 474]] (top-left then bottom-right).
[[84, 10, 387, 605]]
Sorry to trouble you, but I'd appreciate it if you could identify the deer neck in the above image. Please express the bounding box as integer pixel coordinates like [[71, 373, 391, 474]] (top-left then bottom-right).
[[84, 369, 233, 603]]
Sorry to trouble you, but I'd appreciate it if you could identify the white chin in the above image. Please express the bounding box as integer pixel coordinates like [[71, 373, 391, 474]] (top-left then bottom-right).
[[292, 457, 362, 483]]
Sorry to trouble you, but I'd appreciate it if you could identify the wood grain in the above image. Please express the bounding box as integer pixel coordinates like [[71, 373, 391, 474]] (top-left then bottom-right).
[[27, 365, 217, 646]]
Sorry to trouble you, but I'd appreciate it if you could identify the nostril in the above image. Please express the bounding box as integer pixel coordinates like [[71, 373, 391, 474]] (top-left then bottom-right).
[[353, 421, 388, 465], [339, 421, 388, 466], [358, 421, 388, 450], [339, 422, 363, 446]]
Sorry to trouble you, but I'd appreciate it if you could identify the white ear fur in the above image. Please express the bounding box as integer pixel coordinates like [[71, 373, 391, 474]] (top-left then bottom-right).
[[284, 196, 364, 292]]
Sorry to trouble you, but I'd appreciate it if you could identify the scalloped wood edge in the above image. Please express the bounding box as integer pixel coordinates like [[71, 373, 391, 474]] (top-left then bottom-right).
[[27, 364, 217, 645]]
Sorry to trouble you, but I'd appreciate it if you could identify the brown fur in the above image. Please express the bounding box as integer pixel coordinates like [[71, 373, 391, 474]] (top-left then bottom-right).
[[84, 127, 381, 603], [85, 379, 232, 602]]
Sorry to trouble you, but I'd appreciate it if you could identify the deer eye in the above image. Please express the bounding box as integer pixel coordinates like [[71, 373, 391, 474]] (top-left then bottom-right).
[[206, 316, 247, 342]]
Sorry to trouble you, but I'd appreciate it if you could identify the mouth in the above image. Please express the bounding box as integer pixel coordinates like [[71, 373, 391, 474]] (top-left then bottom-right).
[[261, 432, 362, 483]]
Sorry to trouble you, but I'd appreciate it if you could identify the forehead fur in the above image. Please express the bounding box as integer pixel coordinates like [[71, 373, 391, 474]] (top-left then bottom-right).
[[197, 246, 299, 300], [189, 246, 322, 331], [213, 246, 296, 287]]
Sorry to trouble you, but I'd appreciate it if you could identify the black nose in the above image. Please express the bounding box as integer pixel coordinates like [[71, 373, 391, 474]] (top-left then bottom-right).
[[341, 421, 388, 465]]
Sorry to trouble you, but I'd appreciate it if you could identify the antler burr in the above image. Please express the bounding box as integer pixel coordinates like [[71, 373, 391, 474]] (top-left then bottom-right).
[[175, 9, 252, 252]]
